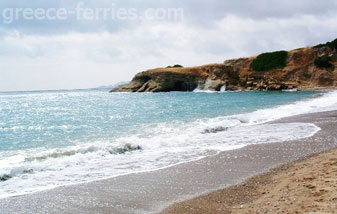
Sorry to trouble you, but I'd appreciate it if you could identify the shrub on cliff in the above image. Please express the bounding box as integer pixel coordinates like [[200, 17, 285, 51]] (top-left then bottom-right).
[[250, 51, 288, 71], [314, 56, 334, 69], [315, 38, 337, 50], [166, 64, 184, 68]]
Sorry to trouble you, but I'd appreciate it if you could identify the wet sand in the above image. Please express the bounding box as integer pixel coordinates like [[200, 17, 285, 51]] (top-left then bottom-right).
[[163, 149, 337, 214], [0, 111, 336, 214]]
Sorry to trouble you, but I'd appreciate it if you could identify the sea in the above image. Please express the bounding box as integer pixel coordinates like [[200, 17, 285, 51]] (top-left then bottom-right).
[[1, 89, 337, 198]]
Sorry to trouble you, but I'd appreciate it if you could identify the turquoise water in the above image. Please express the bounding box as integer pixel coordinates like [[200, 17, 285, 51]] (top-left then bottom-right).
[[0, 90, 319, 151], [1, 89, 337, 198]]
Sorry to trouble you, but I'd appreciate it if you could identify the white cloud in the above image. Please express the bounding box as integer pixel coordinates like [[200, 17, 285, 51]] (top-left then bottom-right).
[[0, 3, 337, 91]]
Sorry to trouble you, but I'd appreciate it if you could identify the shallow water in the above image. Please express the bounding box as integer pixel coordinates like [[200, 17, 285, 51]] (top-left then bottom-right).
[[0, 89, 337, 198]]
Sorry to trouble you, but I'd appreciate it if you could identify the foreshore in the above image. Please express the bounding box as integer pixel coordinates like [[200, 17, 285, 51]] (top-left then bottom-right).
[[162, 111, 337, 214], [163, 148, 337, 214], [0, 111, 336, 214]]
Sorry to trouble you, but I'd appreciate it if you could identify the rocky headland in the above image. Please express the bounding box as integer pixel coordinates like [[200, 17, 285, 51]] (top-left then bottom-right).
[[111, 39, 337, 92]]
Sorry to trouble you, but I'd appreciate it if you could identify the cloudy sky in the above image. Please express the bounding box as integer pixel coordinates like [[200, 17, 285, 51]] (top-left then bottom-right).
[[0, 0, 337, 91]]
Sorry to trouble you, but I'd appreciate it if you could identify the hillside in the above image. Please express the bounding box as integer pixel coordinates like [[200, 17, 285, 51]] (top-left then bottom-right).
[[111, 39, 337, 92]]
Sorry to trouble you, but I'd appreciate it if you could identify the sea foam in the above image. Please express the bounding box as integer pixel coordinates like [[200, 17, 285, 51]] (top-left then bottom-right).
[[0, 90, 337, 198]]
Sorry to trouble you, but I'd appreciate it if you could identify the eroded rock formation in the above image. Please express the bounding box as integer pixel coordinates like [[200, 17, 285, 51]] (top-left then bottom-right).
[[111, 44, 337, 92]]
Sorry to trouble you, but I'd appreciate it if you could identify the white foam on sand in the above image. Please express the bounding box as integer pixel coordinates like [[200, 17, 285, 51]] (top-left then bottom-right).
[[1, 91, 337, 199]]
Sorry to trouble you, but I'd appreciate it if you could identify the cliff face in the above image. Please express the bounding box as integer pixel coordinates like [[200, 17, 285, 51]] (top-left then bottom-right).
[[111, 45, 337, 92], [111, 64, 240, 92]]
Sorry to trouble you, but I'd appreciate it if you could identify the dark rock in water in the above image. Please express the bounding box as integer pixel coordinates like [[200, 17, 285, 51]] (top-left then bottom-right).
[[0, 174, 12, 182], [203, 126, 229, 134], [23, 169, 34, 174], [114, 144, 142, 154], [0, 170, 34, 182]]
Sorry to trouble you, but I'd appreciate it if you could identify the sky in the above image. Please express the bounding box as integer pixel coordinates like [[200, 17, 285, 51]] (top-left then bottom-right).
[[0, 0, 337, 91]]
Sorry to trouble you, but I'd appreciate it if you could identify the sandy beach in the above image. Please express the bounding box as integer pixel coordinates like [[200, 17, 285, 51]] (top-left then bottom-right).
[[163, 149, 337, 214], [0, 111, 336, 214], [1, 1, 336, 213], [163, 111, 337, 214]]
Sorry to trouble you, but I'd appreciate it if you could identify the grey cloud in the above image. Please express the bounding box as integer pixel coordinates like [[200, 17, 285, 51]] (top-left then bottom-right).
[[0, 0, 337, 91], [176, 0, 337, 21], [0, 0, 143, 35], [1, 0, 335, 36]]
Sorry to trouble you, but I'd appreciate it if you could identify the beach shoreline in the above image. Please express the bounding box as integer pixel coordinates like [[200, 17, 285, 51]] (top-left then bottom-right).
[[0, 110, 336, 214], [162, 148, 337, 214], [161, 111, 337, 214]]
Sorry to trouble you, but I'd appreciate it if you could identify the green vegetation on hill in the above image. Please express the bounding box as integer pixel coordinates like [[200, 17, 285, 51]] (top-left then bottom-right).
[[315, 38, 337, 50], [250, 51, 288, 71], [314, 56, 334, 69], [166, 64, 184, 68]]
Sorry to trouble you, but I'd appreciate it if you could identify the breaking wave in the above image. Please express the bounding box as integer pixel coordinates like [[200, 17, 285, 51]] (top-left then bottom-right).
[[0, 90, 337, 198]]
